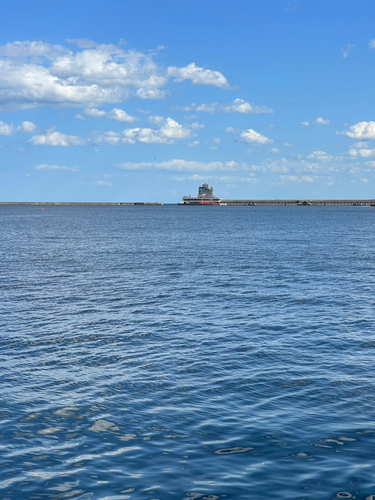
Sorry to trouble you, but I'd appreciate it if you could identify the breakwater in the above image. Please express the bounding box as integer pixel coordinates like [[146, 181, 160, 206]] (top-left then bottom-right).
[[0, 200, 374, 206], [0, 201, 163, 206], [222, 199, 375, 206]]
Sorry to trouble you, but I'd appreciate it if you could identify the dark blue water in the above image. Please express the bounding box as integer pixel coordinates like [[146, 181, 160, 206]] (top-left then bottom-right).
[[1, 205, 375, 500]]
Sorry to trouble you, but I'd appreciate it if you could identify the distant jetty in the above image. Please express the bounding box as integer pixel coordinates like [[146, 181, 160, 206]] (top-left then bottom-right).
[[1, 182, 375, 207], [178, 183, 375, 206], [0, 202, 163, 206], [1, 200, 375, 206]]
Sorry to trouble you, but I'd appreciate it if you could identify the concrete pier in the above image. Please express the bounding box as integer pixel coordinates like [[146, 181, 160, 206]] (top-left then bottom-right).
[[221, 199, 375, 206], [0, 202, 163, 206], [0, 200, 374, 206]]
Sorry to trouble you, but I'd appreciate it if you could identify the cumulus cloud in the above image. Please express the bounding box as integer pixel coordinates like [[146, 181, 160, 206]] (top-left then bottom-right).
[[167, 63, 230, 89], [369, 40, 375, 49], [91, 117, 196, 146], [0, 41, 231, 110], [67, 38, 98, 49], [107, 108, 139, 122], [147, 115, 164, 125], [268, 148, 280, 154], [193, 98, 273, 114], [20, 121, 36, 132], [30, 130, 84, 146], [33, 163, 78, 171], [174, 98, 272, 114], [77, 107, 138, 122], [339, 121, 375, 140], [301, 117, 330, 126], [121, 117, 194, 145], [307, 151, 333, 161], [0, 119, 36, 135], [118, 159, 244, 171], [237, 128, 273, 145], [348, 148, 375, 158], [314, 117, 330, 125], [0, 120, 15, 135], [190, 122, 204, 130]]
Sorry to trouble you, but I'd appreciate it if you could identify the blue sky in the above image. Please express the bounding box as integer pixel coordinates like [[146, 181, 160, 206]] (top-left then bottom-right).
[[1, 0, 375, 202]]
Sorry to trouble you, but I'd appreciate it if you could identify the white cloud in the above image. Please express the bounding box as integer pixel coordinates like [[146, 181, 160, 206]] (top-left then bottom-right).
[[361, 178, 369, 183], [301, 118, 330, 126], [183, 115, 197, 120], [339, 121, 375, 139], [314, 117, 330, 125], [90, 117, 196, 146], [78, 107, 139, 122], [365, 161, 375, 167], [0, 41, 231, 110], [167, 62, 230, 89], [0, 120, 15, 135], [78, 108, 106, 118], [33, 163, 78, 171], [29, 130, 84, 146], [20, 121, 36, 132], [190, 122, 205, 130], [342, 44, 355, 58], [279, 175, 313, 182], [369, 40, 375, 49], [0, 119, 37, 135], [192, 98, 273, 114], [348, 148, 375, 158], [209, 146, 218, 150], [67, 38, 98, 49], [147, 115, 164, 125], [269, 148, 280, 154], [307, 151, 333, 161], [118, 159, 244, 172], [282, 142, 294, 147], [107, 108, 138, 122], [121, 117, 194, 145], [238, 129, 273, 145], [212, 138, 221, 144], [91, 131, 121, 145], [188, 140, 200, 147]]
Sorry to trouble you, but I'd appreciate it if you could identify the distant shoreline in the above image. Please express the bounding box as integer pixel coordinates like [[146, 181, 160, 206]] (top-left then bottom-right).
[[1, 200, 375, 206]]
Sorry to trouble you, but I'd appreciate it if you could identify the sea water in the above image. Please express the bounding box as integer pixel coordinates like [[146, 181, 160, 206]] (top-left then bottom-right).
[[1, 205, 375, 500]]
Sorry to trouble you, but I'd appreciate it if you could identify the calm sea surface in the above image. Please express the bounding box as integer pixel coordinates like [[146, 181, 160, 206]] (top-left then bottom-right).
[[1, 205, 375, 500]]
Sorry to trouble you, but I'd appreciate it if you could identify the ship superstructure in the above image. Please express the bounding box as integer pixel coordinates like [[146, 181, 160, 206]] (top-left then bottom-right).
[[179, 183, 223, 205]]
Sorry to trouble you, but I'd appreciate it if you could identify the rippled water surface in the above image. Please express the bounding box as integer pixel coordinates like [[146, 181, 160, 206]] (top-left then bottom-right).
[[1, 205, 375, 500]]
